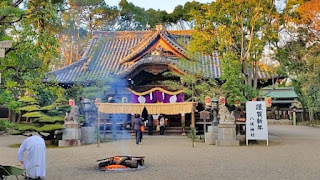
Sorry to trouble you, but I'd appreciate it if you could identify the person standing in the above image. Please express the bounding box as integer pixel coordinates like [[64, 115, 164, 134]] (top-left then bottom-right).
[[132, 114, 143, 145], [17, 135, 46, 180], [159, 115, 165, 137], [141, 107, 148, 142], [147, 115, 154, 135]]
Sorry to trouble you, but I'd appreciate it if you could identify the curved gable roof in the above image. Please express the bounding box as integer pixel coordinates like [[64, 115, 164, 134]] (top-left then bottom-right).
[[46, 29, 270, 84], [119, 26, 190, 65]]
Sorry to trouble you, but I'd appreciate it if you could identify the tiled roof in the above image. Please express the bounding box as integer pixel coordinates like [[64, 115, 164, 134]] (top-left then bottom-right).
[[46, 29, 269, 84], [262, 87, 298, 98]]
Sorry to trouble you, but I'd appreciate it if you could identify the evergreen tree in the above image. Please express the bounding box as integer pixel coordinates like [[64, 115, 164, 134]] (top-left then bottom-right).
[[13, 97, 70, 141]]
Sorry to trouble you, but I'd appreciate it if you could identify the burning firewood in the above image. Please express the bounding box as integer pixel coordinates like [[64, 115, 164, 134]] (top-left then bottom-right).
[[97, 156, 145, 170]]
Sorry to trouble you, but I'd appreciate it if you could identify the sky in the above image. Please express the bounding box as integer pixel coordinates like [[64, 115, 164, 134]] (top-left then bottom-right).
[[104, 0, 212, 13]]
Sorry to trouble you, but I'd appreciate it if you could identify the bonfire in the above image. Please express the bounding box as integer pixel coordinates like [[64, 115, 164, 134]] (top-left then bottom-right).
[[97, 156, 145, 171]]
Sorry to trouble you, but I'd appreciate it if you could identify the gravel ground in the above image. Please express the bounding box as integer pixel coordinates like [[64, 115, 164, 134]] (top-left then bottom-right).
[[1, 125, 320, 180]]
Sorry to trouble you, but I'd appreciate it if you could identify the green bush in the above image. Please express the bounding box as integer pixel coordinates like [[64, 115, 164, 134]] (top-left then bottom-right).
[[0, 119, 12, 131]]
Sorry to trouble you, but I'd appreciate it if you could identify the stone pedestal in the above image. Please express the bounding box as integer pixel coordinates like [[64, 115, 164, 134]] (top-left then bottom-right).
[[216, 124, 239, 146], [205, 126, 218, 145], [81, 126, 96, 144], [59, 122, 83, 147]]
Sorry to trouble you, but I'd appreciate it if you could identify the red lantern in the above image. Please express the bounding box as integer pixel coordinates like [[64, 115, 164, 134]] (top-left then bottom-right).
[[205, 96, 211, 106], [69, 99, 75, 106]]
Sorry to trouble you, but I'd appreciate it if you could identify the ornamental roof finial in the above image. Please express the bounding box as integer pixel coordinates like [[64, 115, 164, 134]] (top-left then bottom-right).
[[155, 24, 166, 31]]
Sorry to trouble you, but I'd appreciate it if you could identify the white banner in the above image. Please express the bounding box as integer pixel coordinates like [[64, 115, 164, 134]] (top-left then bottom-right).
[[246, 101, 268, 145]]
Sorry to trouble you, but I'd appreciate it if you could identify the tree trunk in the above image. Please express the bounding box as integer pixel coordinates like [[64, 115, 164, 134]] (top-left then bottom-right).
[[253, 60, 258, 89], [302, 107, 307, 122], [309, 108, 314, 123], [17, 113, 21, 123]]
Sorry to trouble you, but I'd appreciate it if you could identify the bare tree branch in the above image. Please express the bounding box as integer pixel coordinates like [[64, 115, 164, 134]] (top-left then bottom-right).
[[13, 0, 25, 7]]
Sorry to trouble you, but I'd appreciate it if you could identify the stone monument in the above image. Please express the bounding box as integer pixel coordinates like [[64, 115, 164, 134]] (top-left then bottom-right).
[[216, 97, 239, 146], [59, 105, 83, 147]]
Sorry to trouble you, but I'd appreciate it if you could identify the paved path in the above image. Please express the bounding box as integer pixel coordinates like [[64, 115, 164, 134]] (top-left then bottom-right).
[[1, 125, 320, 180]]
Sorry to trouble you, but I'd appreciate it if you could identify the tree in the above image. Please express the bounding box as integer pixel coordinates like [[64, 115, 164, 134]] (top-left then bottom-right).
[[69, 0, 118, 34], [170, 1, 203, 29], [13, 97, 70, 141], [275, 0, 320, 121], [0, 0, 63, 121], [161, 59, 221, 104], [190, 0, 279, 104]]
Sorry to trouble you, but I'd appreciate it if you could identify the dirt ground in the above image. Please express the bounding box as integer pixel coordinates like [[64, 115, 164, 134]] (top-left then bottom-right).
[[1, 125, 320, 180]]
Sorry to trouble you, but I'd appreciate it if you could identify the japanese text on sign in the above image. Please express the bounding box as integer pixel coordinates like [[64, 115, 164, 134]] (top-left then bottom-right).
[[246, 101, 268, 140]]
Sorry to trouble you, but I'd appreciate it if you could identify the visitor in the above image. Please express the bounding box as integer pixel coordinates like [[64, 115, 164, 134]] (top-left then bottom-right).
[[140, 107, 148, 142], [132, 114, 143, 145], [17, 135, 46, 180], [159, 114, 165, 137], [147, 115, 154, 135]]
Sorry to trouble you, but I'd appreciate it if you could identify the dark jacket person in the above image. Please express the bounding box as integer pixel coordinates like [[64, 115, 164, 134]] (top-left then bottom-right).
[[147, 115, 154, 135], [132, 114, 143, 145]]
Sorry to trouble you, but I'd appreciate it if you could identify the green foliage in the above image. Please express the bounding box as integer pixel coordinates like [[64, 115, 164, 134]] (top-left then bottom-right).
[[114, 0, 204, 30], [220, 51, 257, 105], [10, 130, 23, 135], [162, 59, 221, 103], [189, 0, 277, 104], [78, 116, 85, 123], [69, 0, 118, 33], [0, 119, 12, 131], [65, 84, 83, 104], [13, 123, 64, 134], [277, 40, 320, 119], [39, 115, 64, 123], [74, 69, 113, 100], [40, 104, 56, 111], [22, 111, 44, 118], [18, 97, 38, 104], [0, 0, 61, 114], [19, 105, 40, 112], [274, 0, 320, 120], [13, 97, 70, 140], [37, 124, 64, 132], [14, 124, 38, 132]]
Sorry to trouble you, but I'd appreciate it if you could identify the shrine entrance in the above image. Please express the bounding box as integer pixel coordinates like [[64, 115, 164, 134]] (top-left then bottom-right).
[[95, 102, 196, 144]]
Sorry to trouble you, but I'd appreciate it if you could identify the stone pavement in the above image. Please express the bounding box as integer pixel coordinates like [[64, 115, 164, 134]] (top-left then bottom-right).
[[1, 125, 320, 180]]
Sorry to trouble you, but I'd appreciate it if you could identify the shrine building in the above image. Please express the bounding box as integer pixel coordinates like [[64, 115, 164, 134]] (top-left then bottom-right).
[[46, 25, 274, 133]]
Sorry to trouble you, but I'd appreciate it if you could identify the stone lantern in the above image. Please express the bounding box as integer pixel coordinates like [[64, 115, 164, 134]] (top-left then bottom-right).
[[82, 98, 93, 127], [211, 97, 219, 126]]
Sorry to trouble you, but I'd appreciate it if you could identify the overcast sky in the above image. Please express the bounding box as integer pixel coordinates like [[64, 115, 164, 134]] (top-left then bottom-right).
[[104, 0, 212, 13]]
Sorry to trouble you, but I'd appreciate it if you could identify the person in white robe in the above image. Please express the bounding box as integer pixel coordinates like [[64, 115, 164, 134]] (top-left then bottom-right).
[[17, 135, 46, 179]]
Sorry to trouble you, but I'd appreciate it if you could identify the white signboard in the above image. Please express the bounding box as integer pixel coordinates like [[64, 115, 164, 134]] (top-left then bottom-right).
[[0, 40, 12, 58], [0, 40, 12, 48], [246, 101, 268, 146], [0, 49, 5, 58]]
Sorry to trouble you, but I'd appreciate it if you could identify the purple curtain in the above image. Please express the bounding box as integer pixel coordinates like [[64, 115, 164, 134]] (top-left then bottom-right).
[[131, 90, 184, 103]]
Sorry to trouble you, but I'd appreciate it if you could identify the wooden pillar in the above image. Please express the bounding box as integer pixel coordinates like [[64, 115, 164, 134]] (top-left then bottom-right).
[[181, 113, 186, 135], [97, 105, 100, 147], [131, 113, 135, 130], [293, 110, 296, 126], [103, 118, 106, 141], [191, 111, 195, 128], [191, 110, 195, 148]]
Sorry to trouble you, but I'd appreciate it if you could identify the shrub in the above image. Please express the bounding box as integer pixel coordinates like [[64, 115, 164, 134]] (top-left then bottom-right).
[[0, 119, 12, 131]]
